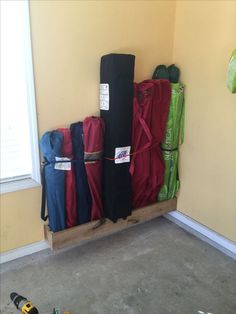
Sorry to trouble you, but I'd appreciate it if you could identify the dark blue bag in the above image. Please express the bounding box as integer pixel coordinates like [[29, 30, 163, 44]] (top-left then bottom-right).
[[70, 122, 92, 224], [40, 131, 66, 232]]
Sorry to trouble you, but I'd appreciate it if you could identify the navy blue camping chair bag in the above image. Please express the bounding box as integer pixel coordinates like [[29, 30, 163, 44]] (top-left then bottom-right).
[[70, 122, 92, 224], [40, 131, 66, 232]]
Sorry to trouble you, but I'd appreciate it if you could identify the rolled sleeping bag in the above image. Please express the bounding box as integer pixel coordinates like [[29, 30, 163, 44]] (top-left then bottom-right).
[[70, 122, 92, 224], [100, 53, 135, 222], [40, 131, 66, 232], [57, 128, 78, 227], [83, 116, 104, 221]]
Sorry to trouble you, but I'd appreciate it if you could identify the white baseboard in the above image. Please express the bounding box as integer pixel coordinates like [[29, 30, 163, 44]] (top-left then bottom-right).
[[165, 211, 236, 260], [0, 240, 49, 264]]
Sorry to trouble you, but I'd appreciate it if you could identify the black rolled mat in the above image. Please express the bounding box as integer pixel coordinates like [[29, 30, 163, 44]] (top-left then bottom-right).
[[100, 53, 135, 222]]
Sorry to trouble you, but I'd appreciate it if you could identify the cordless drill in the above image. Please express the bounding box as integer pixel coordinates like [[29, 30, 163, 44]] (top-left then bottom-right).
[[10, 292, 39, 314]]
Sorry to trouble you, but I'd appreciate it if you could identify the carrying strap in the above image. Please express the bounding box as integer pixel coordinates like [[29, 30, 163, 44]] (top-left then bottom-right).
[[161, 147, 178, 152], [103, 101, 153, 167], [84, 150, 103, 162], [129, 106, 153, 175], [41, 161, 48, 221]]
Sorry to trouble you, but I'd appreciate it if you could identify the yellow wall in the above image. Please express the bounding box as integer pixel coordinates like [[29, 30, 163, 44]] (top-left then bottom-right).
[[174, 1, 236, 241], [0, 1, 176, 252], [0, 188, 43, 252], [2, 0, 235, 253]]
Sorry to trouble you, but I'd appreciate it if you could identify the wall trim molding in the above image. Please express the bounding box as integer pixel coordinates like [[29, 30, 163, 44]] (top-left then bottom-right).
[[165, 211, 236, 260], [0, 240, 49, 264]]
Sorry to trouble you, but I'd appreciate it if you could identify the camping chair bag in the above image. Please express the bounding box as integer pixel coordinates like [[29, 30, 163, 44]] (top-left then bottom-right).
[[70, 122, 92, 224], [130, 79, 171, 208], [158, 83, 185, 201], [83, 116, 104, 221], [40, 131, 66, 232], [158, 149, 180, 201], [100, 53, 135, 222], [57, 128, 78, 228]]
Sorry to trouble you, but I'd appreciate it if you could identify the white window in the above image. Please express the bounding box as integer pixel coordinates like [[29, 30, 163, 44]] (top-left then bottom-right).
[[0, 1, 40, 193]]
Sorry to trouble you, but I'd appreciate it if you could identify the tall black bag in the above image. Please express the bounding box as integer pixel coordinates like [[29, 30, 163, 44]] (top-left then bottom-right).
[[100, 53, 135, 222]]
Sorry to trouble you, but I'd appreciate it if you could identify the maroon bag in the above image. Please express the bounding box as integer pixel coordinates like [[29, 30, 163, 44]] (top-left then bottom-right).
[[83, 117, 104, 221], [57, 128, 78, 227], [130, 79, 171, 208]]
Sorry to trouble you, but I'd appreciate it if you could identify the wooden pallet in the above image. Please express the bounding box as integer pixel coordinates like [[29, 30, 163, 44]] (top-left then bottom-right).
[[44, 198, 177, 250]]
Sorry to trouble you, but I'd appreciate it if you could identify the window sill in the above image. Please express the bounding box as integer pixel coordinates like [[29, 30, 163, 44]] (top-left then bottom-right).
[[0, 178, 41, 194]]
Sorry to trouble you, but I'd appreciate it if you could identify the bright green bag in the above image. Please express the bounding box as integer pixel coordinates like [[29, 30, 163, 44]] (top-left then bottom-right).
[[227, 49, 236, 93], [161, 83, 184, 150], [158, 83, 184, 202], [158, 150, 180, 201]]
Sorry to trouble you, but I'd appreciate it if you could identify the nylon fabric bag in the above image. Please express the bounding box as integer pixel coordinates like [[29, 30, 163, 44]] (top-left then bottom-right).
[[83, 116, 104, 221], [100, 53, 135, 222], [158, 83, 184, 201], [70, 122, 92, 224], [57, 128, 78, 227], [40, 131, 66, 232], [158, 150, 180, 201], [131, 79, 171, 208]]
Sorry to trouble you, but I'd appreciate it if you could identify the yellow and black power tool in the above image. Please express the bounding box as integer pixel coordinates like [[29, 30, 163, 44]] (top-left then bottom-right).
[[10, 292, 39, 314]]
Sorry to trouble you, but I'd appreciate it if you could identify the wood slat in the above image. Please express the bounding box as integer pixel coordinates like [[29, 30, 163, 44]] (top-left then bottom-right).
[[44, 198, 177, 250]]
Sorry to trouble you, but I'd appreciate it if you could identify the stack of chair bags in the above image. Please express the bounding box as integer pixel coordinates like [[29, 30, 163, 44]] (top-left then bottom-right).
[[40, 117, 104, 232], [40, 59, 185, 233]]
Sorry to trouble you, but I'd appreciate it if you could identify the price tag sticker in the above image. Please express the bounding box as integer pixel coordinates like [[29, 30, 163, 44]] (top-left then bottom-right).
[[114, 146, 131, 164], [54, 157, 71, 171], [100, 83, 109, 110]]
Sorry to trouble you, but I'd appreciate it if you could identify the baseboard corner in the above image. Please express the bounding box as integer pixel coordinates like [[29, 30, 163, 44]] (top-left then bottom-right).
[[164, 211, 236, 260]]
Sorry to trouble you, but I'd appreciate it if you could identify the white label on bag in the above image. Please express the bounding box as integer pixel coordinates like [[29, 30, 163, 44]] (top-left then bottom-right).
[[54, 157, 71, 171], [114, 146, 131, 164], [100, 83, 109, 110]]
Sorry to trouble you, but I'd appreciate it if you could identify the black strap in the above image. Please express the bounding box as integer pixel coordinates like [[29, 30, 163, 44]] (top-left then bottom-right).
[[41, 161, 48, 221], [40, 158, 79, 222], [161, 147, 178, 152]]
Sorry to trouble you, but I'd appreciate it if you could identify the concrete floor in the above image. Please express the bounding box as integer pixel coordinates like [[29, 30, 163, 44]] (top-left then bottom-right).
[[1, 217, 236, 314]]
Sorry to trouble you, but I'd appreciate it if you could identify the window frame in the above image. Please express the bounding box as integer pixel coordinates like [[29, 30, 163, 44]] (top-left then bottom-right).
[[0, 1, 41, 194]]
